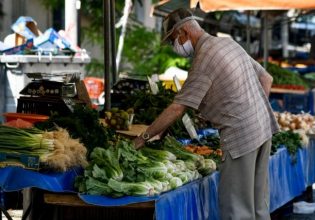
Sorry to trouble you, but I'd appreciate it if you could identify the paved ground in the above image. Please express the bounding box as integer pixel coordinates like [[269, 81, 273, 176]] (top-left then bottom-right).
[[2, 209, 22, 220]]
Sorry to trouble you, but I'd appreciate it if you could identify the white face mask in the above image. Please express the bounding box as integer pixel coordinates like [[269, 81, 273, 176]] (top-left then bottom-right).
[[173, 37, 194, 57]]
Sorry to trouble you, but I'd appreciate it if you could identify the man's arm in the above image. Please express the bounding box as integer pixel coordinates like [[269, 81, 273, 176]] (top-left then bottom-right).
[[134, 103, 186, 149], [250, 57, 273, 97], [258, 72, 273, 97]]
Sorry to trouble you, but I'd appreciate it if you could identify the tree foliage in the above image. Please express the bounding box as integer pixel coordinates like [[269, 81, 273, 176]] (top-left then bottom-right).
[[122, 26, 190, 76]]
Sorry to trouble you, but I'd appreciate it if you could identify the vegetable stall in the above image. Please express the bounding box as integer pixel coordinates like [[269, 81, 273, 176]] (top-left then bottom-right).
[[1, 51, 315, 220], [1, 4, 315, 220], [0, 111, 315, 219], [1, 57, 315, 219]]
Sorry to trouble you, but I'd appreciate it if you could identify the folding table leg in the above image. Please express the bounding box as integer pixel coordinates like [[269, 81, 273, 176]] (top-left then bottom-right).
[[0, 190, 13, 220]]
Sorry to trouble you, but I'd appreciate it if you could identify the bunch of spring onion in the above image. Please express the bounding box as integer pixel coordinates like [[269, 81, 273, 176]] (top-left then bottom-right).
[[0, 125, 54, 156], [0, 125, 88, 171]]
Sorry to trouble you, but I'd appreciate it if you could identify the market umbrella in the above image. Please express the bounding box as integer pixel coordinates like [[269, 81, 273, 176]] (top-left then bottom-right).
[[155, 0, 315, 12], [190, 0, 315, 11]]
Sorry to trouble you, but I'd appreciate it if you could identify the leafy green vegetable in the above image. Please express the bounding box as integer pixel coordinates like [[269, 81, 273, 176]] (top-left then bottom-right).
[[198, 159, 217, 176], [35, 105, 116, 155], [169, 177, 183, 189], [108, 178, 155, 196], [122, 83, 210, 139], [140, 147, 176, 162], [265, 62, 308, 88], [184, 160, 197, 171], [90, 147, 123, 181], [75, 138, 211, 197], [162, 137, 204, 163], [271, 131, 302, 164], [147, 178, 164, 193], [85, 176, 114, 196], [137, 161, 168, 180]]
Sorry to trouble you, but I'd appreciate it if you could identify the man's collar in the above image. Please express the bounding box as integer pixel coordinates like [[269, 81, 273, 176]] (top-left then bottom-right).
[[195, 32, 212, 54]]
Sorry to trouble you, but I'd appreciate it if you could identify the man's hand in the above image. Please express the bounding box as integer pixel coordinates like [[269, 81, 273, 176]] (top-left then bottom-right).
[[258, 72, 273, 96], [132, 102, 186, 150]]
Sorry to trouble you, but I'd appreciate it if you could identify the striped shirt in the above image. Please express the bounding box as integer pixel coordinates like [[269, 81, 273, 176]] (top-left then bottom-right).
[[174, 33, 279, 159]]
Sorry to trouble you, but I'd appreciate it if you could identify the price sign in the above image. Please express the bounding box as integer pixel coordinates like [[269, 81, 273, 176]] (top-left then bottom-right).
[[147, 76, 159, 95], [173, 74, 199, 140]]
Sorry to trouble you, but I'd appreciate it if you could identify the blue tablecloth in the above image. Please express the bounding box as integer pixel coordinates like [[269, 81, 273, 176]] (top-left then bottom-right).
[[0, 166, 80, 192], [269, 147, 306, 212], [0, 140, 315, 220]]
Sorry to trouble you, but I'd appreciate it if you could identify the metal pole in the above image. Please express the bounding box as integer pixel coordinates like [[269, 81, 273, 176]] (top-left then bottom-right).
[[65, 0, 78, 46], [263, 12, 269, 69], [281, 14, 289, 59], [246, 11, 251, 53], [104, 0, 111, 110], [77, 0, 81, 47], [110, 0, 117, 84], [116, 0, 132, 74]]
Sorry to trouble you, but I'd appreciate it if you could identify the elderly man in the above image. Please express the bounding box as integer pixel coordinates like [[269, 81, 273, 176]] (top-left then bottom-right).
[[134, 8, 279, 220]]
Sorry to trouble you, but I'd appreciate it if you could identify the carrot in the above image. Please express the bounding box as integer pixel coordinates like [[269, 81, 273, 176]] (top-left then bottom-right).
[[4, 119, 33, 128]]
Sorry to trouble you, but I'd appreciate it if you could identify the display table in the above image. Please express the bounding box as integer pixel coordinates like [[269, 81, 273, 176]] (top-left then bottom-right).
[[0, 140, 314, 220]]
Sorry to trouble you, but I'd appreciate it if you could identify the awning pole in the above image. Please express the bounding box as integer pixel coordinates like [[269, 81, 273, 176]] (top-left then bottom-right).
[[104, 0, 111, 110], [281, 13, 289, 59], [246, 11, 251, 53], [65, 0, 78, 46], [263, 12, 269, 69], [110, 0, 117, 84]]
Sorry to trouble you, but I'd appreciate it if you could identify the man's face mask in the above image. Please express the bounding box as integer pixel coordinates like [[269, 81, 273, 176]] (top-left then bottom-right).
[[172, 36, 194, 57]]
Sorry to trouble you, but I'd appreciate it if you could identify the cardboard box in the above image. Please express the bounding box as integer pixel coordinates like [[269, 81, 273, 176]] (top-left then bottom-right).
[[34, 28, 72, 52]]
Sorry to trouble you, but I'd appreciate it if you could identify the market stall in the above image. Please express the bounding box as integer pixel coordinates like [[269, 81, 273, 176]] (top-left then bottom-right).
[[1, 71, 315, 219], [0, 137, 313, 220], [1, 3, 315, 220]]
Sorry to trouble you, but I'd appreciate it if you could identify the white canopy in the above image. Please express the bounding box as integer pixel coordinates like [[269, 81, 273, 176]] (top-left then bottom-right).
[[159, 66, 188, 81]]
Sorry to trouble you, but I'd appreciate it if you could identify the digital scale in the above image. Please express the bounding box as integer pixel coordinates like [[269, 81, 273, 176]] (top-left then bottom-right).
[[17, 78, 86, 116]]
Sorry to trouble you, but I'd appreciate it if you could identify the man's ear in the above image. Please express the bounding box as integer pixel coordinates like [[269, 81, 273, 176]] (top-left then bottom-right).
[[179, 28, 189, 44], [182, 27, 189, 36]]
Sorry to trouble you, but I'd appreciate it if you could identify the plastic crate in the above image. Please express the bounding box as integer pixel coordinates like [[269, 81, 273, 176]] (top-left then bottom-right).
[[283, 93, 310, 114], [17, 96, 72, 116]]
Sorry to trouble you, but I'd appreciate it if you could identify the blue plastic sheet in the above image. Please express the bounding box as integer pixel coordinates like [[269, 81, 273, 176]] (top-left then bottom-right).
[[197, 128, 219, 137], [286, 66, 315, 75], [304, 138, 315, 186], [178, 128, 218, 145], [269, 147, 306, 212], [0, 166, 81, 192], [155, 173, 219, 220], [79, 194, 158, 207]]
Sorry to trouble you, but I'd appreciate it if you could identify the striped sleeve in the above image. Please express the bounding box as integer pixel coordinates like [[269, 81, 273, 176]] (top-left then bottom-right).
[[250, 57, 266, 77], [174, 71, 212, 110]]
